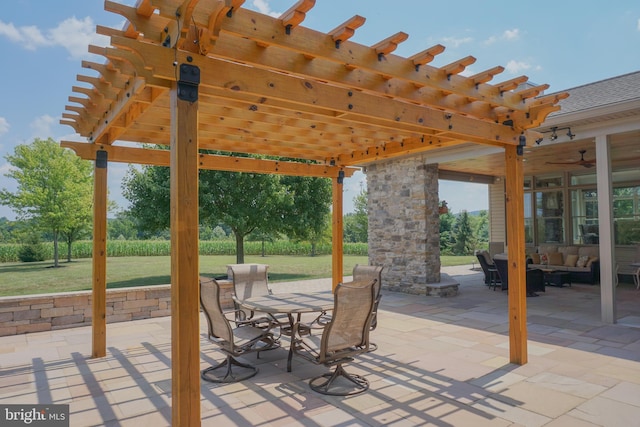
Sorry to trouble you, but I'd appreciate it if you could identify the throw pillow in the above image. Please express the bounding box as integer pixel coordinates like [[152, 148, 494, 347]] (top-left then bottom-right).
[[548, 252, 564, 266], [576, 255, 590, 268], [540, 253, 549, 265], [564, 254, 579, 267], [586, 256, 599, 267], [530, 253, 541, 264]]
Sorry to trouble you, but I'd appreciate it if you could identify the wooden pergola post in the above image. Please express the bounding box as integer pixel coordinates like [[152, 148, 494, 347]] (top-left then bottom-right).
[[92, 150, 108, 358], [332, 172, 344, 291], [170, 64, 201, 426], [504, 143, 528, 364]]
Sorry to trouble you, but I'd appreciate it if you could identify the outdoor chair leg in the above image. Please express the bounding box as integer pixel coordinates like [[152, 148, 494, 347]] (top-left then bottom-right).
[[309, 363, 369, 396], [201, 355, 258, 383]]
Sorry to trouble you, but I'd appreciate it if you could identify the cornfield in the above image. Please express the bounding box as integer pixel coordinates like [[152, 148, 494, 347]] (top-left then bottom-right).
[[0, 240, 368, 263]]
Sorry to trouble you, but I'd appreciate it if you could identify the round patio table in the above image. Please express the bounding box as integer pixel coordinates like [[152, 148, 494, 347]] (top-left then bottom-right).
[[235, 291, 334, 372]]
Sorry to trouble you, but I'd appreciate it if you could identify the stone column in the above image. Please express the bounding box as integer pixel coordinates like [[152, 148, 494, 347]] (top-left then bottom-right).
[[366, 155, 441, 294]]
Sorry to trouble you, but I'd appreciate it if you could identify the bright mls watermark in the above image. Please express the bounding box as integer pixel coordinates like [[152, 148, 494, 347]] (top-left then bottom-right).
[[1, 405, 69, 426]]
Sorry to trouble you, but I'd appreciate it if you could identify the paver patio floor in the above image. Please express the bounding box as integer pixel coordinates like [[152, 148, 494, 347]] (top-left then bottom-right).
[[1, 265, 640, 426]]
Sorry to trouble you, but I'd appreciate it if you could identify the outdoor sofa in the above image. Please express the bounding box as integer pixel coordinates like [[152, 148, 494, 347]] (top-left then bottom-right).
[[527, 245, 600, 284]]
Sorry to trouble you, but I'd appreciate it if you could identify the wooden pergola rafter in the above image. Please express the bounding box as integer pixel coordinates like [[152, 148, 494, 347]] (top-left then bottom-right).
[[60, 1, 566, 425]]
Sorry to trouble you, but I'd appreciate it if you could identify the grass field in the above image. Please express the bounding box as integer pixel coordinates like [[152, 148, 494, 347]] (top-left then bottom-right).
[[0, 254, 476, 297]]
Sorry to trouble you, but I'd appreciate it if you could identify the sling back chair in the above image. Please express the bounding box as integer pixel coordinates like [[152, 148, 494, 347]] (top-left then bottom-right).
[[227, 263, 291, 335], [292, 279, 377, 396], [199, 276, 279, 383], [313, 264, 383, 328]]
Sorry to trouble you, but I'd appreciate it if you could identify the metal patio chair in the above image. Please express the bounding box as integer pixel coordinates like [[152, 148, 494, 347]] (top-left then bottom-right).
[[227, 263, 291, 335], [292, 279, 376, 396], [199, 276, 279, 383]]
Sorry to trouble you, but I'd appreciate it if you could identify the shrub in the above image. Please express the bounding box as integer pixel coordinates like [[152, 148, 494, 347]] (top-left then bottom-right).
[[18, 236, 47, 262]]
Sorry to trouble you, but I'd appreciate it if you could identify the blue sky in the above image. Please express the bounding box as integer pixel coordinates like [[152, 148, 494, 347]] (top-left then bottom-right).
[[1, 1, 639, 220]]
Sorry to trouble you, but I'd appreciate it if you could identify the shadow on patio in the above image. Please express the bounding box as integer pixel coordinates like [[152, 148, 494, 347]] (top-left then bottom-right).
[[1, 265, 640, 426]]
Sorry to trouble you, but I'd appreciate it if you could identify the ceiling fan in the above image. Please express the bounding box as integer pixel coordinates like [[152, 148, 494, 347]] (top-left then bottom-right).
[[546, 149, 596, 168]]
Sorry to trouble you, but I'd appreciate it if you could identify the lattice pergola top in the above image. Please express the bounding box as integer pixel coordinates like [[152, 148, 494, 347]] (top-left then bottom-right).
[[61, 0, 567, 178]]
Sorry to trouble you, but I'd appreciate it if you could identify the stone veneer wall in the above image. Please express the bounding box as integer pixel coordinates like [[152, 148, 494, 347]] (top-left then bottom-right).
[[0, 281, 235, 337], [366, 155, 441, 294]]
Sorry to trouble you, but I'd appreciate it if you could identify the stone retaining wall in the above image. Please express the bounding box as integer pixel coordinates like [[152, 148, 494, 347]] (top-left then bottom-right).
[[0, 280, 234, 337]]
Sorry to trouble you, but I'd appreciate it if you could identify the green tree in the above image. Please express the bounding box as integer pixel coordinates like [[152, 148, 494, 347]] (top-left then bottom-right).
[[121, 165, 171, 235], [470, 210, 489, 247], [452, 210, 476, 255], [199, 169, 292, 263], [0, 138, 93, 267], [122, 154, 332, 263], [281, 175, 332, 256], [439, 210, 455, 255], [343, 188, 368, 243], [108, 212, 140, 240]]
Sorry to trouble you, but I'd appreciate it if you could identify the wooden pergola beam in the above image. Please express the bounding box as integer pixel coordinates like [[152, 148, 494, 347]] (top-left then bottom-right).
[[108, 35, 526, 147], [61, 141, 358, 178]]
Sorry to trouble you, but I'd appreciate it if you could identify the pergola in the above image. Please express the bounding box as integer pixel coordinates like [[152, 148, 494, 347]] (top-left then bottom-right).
[[60, 1, 566, 425]]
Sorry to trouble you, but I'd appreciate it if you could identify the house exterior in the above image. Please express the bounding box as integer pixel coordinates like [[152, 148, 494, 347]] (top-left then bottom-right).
[[436, 71, 640, 323]]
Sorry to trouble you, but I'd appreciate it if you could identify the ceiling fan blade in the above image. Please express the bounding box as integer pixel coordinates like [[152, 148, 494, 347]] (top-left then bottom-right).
[[547, 150, 596, 167], [546, 161, 579, 165]]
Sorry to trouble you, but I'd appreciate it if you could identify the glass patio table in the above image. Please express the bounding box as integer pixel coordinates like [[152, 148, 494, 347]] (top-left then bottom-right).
[[234, 291, 334, 372]]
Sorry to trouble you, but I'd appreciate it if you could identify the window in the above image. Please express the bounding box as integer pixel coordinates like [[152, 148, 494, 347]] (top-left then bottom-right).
[[614, 186, 640, 245], [524, 192, 533, 244], [571, 189, 598, 244], [535, 191, 564, 243]]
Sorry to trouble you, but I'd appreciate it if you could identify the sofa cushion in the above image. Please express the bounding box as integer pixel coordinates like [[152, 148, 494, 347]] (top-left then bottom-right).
[[559, 246, 579, 259], [548, 252, 564, 265], [576, 255, 590, 268], [530, 253, 541, 264], [564, 254, 579, 267], [586, 256, 599, 267]]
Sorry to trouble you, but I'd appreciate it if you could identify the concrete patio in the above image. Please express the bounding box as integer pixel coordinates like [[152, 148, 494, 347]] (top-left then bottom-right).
[[1, 265, 640, 426]]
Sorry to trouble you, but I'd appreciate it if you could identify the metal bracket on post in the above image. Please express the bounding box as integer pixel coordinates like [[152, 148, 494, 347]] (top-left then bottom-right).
[[178, 64, 200, 102], [96, 150, 108, 169], [337, 170, 345, 184], [517, 134, 526, 156]]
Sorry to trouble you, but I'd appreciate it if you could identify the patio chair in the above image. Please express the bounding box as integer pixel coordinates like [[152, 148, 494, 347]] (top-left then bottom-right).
[[493, 257, 545, 296], [227, 263, 290, 334], [312, 264, 383, 330], [199, 276, 279, 383], [476, 250, 500, 288], [292, 279, 377, 396], [353, 264, 384, 331]]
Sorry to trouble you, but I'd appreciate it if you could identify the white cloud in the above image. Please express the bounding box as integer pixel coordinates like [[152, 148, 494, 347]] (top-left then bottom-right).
[[0, 17, 108, 60], [503, 28, 520, 40], [0, 117, 9, 137], [251, 0, 282, 17], [484, 28, 520, 45], [441, 36, 473, 48], [30, 115, 55, 139], [505, 60, 531, 74]]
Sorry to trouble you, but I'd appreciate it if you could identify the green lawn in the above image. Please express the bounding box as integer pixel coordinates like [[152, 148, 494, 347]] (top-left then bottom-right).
[[0, 254, 475, 297]]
